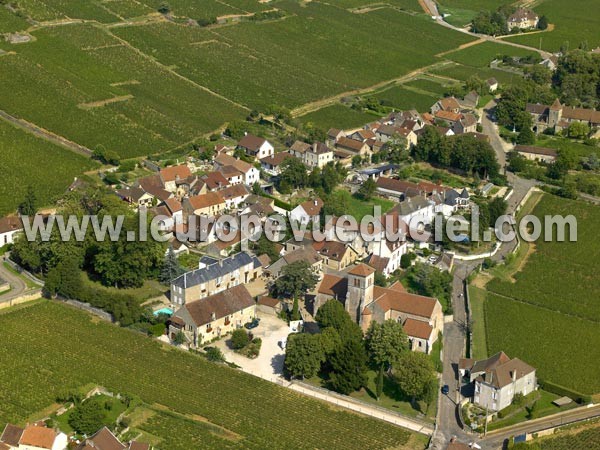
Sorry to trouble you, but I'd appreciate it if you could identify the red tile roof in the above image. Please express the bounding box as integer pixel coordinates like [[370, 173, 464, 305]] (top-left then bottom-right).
[[160, 164, 192, 182], [348, 263, 375, 277], [402, 318, 434, 340]]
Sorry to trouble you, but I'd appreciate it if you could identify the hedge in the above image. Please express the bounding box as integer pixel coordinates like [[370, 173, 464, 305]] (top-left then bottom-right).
[[538, 379, 592, 404]]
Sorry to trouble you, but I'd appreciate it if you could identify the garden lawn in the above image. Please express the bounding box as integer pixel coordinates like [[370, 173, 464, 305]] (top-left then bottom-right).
[[0, 301, 422, 449], [334, 190, 395, 221], [535, 135, 600, 159], [0, 120, 97, 215], [504, 0, 600, 52]]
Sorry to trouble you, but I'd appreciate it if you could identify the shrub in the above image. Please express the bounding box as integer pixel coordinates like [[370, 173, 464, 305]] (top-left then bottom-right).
[[231, 329, 250, 350], [205, 346, 225, 362], [149, 323, 166, 337]]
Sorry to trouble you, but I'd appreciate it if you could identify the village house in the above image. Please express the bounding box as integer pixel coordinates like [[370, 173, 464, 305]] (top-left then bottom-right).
[[289, 141, 335, 169], [431, 97, 461, 115], [219, 184, 250, 210], [260, 151, 293, 175], [214, 154, 260, 186], [116, 186, 154, 210], [326, 128, 346, 146], [0, 216, 22, 247], [350, 129, 376, 142], [289, 198, 324, 225], [335, 137, 371, 157], [514, 144, 557, 163], [1, 423, 67, 450], [135, 174, 173, 203], [266, 247, 322, 279], [183, 192, 226, 219], [315, 264, 443, 353], [159, 164, 193, 195], [460, 91, 480, 110], [375, 125, 417, 148], [459, 352, 537, 412], [201, 171, 230, 192], [75, 426, 150, 450], [236, 134, 274, 160], [527, 98, 600, 134], [313, 240, 360, 271], [169, 284, 256, 347], [170, 252, 262, 306], [507, 8, 539, 30], [486, 78, 499, 93]]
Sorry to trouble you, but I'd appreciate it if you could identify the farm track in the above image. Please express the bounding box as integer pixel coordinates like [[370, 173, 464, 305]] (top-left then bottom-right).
[[99, 24, 251, 112], [290, 60, 454, 117], [0, 109, 92, 157]]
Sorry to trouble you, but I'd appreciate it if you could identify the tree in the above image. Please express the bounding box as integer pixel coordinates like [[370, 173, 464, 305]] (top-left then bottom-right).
[[315, 299, 362, 341], [405, 263, 453, 311], [160, 246, 184, 284], [284, 333, 324, 379], [537, 15, 548, 30], [44, 258, 82, 299], [517, 127, 535, 145], [271, 260, 318, 300], [392, 351, 437, 402], [19, 185, 37, 216], [69, 398, 105, 435], [352, 155, 363, 168], [278, 158, 309, 194], [488, 197, 508, 225], [376, 364, 384, 400], [357, 178, 377, 201], [400, 253, 412, 269], [318, 327, 341, 357], [157, 2, 170, 14], [365, 320, 408, 370], [568, 122, 590, 139], [507, 151, 527, 173], [290, 297, 301, 321], [328, 338, 368, 394], [231, 329, 250, 349]]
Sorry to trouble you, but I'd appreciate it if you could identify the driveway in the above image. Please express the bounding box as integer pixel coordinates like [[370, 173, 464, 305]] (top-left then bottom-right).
[[214, 312, 290, 381]]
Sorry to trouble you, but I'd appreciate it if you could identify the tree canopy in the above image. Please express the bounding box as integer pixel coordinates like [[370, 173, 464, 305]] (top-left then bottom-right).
[[366, 320, 408, 369], [271, 260, 319, 299], [285, 333, 325, 379]]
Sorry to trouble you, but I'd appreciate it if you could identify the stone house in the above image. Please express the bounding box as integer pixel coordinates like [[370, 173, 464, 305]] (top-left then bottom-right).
[[237, 134, 274, 160], [169, 284, 256, 347], [459, 352, 537, 412], [170, 252, 262, 306]]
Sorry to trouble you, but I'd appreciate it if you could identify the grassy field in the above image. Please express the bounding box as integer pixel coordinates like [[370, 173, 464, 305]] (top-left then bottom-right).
[[0, 6, 29, 33], [0, 301, 424, 449], [480, 195, 600, 394], [373, 85, 438, 113], [298, 104, 379, 130], [504, 0, 600, 52], [331, 0, 422, 11], [468, 286, 487, 360], [430, 62, 522, 85], [113, 2, 474, 110], [0, 120, 97, 215], [444, 41, 539, 68], [402, 78, 451, 96]]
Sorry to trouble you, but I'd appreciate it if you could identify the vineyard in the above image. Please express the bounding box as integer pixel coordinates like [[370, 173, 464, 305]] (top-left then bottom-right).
[[505, 0, 600, 52], [444, 41, 539, 68], [0, 24, 245, 158], [112, 1, 474, 110], [525, 423, 600, 449], [0, 301, 423, 449], [483, 196, 600, 395], [0, 120, 97, 215]]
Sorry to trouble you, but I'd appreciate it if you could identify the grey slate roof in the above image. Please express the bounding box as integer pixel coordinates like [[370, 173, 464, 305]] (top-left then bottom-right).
[[172, 252, 257, 289]]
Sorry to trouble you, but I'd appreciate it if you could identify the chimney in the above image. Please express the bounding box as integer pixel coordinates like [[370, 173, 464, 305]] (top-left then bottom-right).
[[219, 259, 224, 268], [511, 370, 517, 382], [313, 142, 317, 152], [211, 312, 216, 321], [314, 200, 318, 206]]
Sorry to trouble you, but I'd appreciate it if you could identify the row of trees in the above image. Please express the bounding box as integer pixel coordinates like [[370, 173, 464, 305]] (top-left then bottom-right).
[[285, 300, 438, 409]]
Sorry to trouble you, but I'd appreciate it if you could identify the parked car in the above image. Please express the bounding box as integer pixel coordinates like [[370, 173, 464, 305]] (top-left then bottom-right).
[[244, 318, 260, 329], [441, 384, 450, 395]]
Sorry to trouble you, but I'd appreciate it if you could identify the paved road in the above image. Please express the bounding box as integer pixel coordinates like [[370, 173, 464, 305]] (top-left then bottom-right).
[[0, 258, 28, 303], [482, 404, 600, 448], [432, 103, 542, 448]]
